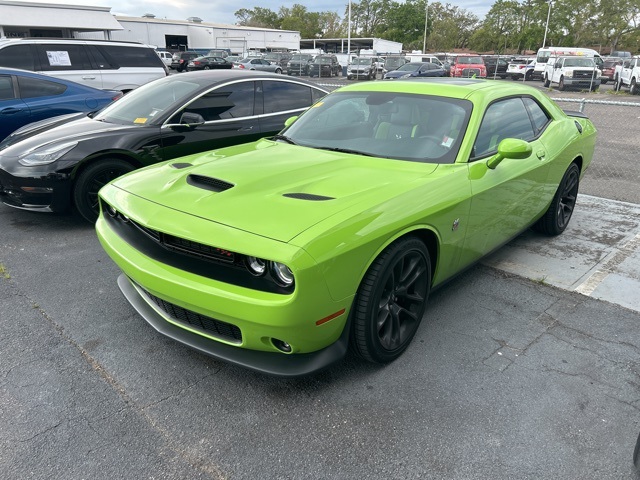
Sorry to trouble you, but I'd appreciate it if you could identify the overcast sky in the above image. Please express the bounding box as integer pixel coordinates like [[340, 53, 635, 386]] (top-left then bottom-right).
[[21, 0, 493, 25]]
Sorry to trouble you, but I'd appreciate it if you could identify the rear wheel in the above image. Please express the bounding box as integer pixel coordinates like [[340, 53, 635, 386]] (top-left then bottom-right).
[[203, 65, 210, 70], [350, 237, 431, 363], [74, 159, 135, 223], [532, 163, 580, 236]]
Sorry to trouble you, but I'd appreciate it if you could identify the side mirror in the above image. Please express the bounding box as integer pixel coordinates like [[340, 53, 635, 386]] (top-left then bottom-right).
[[486, 138, 532, 169], [171, 112, 205, 131], [284, 116, 298, 128]]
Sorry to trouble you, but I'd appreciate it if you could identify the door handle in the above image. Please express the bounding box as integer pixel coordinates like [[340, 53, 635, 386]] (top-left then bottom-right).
[[1, 107, 22, 115], [82, 76, 96, 80], [238, 126, 254, 131]]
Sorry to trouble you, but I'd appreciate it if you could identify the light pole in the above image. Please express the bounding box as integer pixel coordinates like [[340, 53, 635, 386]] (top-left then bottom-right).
[[542, 0, 552, 48], [423, 2, 428, 53], [347, 0, 351, 56]]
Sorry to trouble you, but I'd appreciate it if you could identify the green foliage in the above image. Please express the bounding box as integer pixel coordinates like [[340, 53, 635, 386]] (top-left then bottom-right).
[[236, 0, 640, 54]]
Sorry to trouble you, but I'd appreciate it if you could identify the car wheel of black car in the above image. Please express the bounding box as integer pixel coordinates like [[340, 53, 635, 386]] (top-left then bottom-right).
[[351, 236, 431, 363], [74, 159, 135, 223], [532, 163, 580, 236]]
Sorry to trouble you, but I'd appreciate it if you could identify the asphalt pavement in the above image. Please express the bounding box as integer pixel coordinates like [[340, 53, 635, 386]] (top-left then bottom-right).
[[1, 190, 640, 479]]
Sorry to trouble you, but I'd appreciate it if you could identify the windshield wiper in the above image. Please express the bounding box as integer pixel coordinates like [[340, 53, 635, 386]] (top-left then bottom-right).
[[314, 146, 377, 157], [272, 134, 297, 145]]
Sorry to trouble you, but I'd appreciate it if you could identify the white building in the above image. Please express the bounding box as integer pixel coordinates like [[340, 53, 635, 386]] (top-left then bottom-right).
[[0, 1, 301, 54]]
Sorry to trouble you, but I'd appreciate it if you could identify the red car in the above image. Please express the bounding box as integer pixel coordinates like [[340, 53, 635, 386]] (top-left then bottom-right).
[[449, 55, 487, 78], [601, 57, 623, 84]]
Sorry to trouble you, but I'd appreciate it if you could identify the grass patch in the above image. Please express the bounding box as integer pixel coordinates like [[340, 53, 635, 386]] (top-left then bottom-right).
[[0, 263, 10, 280]]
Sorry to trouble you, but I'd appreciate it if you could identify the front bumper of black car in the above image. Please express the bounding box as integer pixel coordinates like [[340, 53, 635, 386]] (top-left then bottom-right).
[[0, 165, 72, 213]]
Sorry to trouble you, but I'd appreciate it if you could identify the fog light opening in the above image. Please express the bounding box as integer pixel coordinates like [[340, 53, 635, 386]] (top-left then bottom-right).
[[272, 338, 292, 353]]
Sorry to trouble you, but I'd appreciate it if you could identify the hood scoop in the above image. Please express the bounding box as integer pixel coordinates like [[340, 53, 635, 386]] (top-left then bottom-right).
[[283, 193, 335, 201], [187, 174, 234, 192]]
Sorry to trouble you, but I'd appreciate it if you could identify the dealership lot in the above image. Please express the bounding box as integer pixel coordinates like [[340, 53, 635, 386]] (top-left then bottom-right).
[[2, 75, 640, 478]]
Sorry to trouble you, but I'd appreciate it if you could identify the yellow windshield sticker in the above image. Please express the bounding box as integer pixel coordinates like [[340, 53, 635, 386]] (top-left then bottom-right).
[[134, 117, 148, 124]]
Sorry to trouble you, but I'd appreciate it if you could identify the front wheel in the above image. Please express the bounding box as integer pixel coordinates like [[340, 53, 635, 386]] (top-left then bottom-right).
[[350, 237, 431, 363], [558, 76, 566, 91], [631, 79, 638, 95], [74, 159, 135, 223], [543, 75, 550, 87], [532, 163, 580, 236]]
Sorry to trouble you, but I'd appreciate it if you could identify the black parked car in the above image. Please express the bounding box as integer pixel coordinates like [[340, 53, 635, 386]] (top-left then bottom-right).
[[171, 52, 199, 72], [186, 56, 234, 71], [0, 71, 328, 222], [482, 56, 509, 79], [309, 55, 341, 77], [287, 53, 315, 76]]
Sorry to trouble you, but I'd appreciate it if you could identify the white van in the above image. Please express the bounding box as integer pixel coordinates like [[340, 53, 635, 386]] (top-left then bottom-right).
[[532, 47, 602, 80], [0, 38, 168, 92]]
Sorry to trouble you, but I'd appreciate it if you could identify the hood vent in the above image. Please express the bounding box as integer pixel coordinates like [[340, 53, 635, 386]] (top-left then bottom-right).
[[283, 193, 335, 201], [187, 174, 234, 192], [171, 162, 192, 169]]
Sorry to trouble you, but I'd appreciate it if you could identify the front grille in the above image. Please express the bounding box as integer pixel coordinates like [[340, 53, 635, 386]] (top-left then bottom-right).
[[140, 285, 242, 342], [573, 70, 597, 80], [163, 233, 235, 263], [462, 68, 481, 77]]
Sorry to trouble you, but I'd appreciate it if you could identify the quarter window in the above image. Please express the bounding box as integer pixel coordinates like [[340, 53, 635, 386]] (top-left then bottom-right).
[[523, 97, 550, 135], [262, 81, 313, 113], [0, 45, 36, 70], [0, 75, 15, 100], [17, 76, 67, 98]]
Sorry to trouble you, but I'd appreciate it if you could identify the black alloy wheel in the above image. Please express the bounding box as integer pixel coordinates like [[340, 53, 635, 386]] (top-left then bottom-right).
[[532, 163, 580, 236], [351, 237, 431, 363], [74, 159, 135, 223]]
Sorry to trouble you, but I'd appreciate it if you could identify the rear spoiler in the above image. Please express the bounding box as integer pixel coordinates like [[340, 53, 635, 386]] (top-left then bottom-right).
[[563, 109, 589, 119]]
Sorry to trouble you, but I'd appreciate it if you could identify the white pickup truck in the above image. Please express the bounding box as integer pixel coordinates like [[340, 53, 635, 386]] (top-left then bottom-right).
[[542, 56, 601, 91], [614, 57, 640, 94]]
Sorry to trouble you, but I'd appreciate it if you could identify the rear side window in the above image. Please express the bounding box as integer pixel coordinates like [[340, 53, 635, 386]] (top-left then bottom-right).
[[36, 44, 93, 71], [262, 81, 313, 113], [17, 76, 67, 98], [177, 81, 255, 122], [99, 46, 164, 68], [0, 75, 15, 100], [0, 45, 36, 70]]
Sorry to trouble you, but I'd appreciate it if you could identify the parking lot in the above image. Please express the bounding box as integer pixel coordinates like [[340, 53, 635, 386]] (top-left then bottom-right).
[[2, 73, 640, 479]]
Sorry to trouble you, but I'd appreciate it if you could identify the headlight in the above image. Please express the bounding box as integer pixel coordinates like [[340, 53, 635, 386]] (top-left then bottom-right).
[[596, 70, 601, 78], [246, 256, 267, 276], [18, 141, 78, 166], [271, 262, 294, 287], [400, 73, 412, 78], [565, 70, 573, 78]]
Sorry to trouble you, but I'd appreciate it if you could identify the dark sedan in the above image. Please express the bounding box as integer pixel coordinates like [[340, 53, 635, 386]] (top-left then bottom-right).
[[0, 67, 121, 141], [383, 62, 445, 79], [186, 56, 234, 71], [0, 71, 328, 222]]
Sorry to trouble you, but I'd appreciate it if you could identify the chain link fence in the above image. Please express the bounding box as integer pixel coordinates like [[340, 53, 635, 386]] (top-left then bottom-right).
[[551, 97, 640, 204]]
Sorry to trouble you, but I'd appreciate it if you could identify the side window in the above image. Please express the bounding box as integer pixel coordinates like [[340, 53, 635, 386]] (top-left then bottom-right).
[[473, 98, 535, 158], [87, 45, 116, 69], [0, 75, 15, 100], [0, 45, 36, 70], [262, 81, 312, 113], [99, 46, 163, 68], [177, 82, 255, 122], [17, 76, 67, 98], [523, 97, 550, 136], [37, 44, 93, 71], [311, 87, 325, 103]]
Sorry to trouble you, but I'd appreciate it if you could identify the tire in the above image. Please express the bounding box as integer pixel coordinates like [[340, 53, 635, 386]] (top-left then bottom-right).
[[601, 79, 608, 85], [511, 75, 519, 81], [525, 71, 532, 81], [615, 76, 622, 91], [275, 68, 282, 74], [591, 84, 599, 92], [532, 163, 580, 236], [74, 159, 135, 223], [631, 79, 638, 95], [558, 76, 565, 91], [350, 236, 431, 363], [543, 75, 550, 87], [203, 66, 210, 70]]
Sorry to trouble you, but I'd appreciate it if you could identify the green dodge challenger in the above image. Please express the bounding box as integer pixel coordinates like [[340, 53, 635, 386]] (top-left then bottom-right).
[[96, 78, 596, 376]]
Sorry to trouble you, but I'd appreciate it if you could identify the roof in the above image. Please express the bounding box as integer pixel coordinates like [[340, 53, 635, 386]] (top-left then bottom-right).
[[115, 16, 297, 33], [0, 0, 123, 30]]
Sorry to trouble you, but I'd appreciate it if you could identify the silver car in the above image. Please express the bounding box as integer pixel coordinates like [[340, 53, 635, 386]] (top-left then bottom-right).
[[234, 58, 283, 74]]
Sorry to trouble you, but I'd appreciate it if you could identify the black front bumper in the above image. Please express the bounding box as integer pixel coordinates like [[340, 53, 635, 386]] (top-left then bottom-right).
[[117, 274, 351, 377], [0, 166, 72, 213]]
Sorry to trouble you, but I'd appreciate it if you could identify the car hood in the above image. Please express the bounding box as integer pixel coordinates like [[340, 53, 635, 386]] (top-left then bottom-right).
[[0, 116, 138, 156], [110, 140, 438, 243]]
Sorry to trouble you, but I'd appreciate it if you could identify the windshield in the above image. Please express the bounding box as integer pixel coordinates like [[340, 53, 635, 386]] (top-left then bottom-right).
[[457, 56, 483, 64], [385, 57, 406, 69], [291, 54, 312, 61], [281, 91, 471, 164], [537, 51, 551, 63], [564, 58, 596, 67], [314, 56, 332, 64], [353, 57, 373, 65], [94, 77, 203, 126], [398, 63, 420, 72]]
